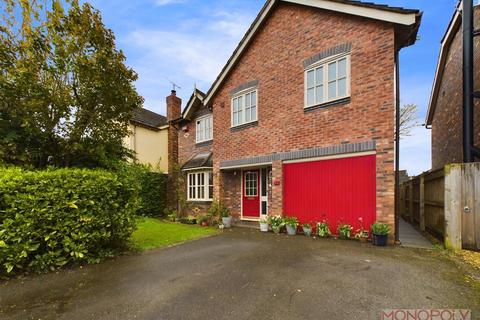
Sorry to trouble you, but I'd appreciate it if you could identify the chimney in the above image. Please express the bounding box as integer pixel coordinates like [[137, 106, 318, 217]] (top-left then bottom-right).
[[166, 90, 181, 211], [167, 90, 181, 122]]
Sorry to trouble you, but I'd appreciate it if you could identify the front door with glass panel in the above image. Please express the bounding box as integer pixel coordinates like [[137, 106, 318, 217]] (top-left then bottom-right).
[[242, 170, 260, 218]]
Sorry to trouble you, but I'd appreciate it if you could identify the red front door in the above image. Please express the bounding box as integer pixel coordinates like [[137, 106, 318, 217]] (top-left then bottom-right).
[[243, 170, 260, 218]]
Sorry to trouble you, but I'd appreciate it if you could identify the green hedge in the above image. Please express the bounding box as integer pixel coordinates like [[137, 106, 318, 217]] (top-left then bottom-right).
[[0, 167, 140, 275], [137, 171, 167, 217]]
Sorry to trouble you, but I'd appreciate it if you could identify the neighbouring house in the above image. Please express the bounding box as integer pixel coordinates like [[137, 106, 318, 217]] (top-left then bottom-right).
[[167, 0, 422, 238], [124, 108, 169, 172], [426, 2, 480, 170]]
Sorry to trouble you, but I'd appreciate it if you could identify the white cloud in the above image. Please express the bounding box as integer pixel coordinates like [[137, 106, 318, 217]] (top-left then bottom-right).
[[121, 9, 254, 114], [154, 0, 185, 6]]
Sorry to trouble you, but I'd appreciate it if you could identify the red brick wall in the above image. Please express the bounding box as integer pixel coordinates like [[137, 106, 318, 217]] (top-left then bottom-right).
[[211, 3, 397, 227], [431, 9, 480, 169], [177, 104, 213, 216]]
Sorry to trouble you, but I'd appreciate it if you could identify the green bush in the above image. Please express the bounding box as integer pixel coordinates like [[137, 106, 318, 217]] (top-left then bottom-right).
[[111, 162, 167, 217], [138, 171, 167, 217], [0, 167, 140, 275]]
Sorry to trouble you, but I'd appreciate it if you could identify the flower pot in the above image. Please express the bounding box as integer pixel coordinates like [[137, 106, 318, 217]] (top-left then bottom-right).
[[286, 225, 297, 236], [219, 224, 225, 230], [259, 222, 269, 232], [303, 228, 311, 237], [272, 226, 281, 234], [373, 233, 388, 246], [222, 216, 232, 228], [201, 221, 209, 227]]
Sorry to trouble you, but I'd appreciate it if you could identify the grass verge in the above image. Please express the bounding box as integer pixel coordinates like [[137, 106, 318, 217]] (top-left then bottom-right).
[[130, 218, 218, 251]]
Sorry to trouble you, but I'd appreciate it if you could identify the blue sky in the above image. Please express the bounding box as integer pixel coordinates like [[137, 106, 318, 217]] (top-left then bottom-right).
[[85, 0, 461, 175]]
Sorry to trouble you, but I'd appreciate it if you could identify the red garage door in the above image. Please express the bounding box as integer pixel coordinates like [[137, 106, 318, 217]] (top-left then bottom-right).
[[283, 154, 376, 234]]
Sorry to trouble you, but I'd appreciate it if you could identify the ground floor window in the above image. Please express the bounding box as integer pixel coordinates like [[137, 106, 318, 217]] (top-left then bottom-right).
[[187, 171, 213, 201]]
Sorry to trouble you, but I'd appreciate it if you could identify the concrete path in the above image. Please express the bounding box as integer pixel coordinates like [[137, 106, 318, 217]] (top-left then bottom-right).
[[399, 217, 434, 249], [0, 228, 477, 320]]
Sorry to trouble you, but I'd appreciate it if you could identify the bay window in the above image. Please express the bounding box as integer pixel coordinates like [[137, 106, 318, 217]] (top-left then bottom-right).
[[187, 171, 213, 201]]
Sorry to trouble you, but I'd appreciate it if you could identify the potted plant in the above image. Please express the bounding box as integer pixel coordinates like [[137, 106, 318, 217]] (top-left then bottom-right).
[[371, 221, 390, 246], [198, 215, 209, 227], [284, 216, 298, 236], [220, 205, 232, 228], [354, 217, 369, 242], [317, 220, 331, 238], [269, 215, 284, 234], [259, 216, 269, 232], [302, 223, 312, 237], [218, 223, 225, 230], [337, 223, 352, 239]]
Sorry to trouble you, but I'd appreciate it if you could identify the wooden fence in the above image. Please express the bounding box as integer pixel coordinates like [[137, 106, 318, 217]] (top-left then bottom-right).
[[400, 163, 480, 251]]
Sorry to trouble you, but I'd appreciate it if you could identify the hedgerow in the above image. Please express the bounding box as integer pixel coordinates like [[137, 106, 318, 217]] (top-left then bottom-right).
[[0, 167, 140, 275]]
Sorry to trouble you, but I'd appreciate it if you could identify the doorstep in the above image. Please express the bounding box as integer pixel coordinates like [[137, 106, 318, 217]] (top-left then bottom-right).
[[234, 219, 260, 229]]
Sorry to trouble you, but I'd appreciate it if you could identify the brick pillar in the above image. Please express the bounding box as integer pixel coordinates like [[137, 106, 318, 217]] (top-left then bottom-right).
[[166, 90, 181, 210], [270, 160, 283, 216]]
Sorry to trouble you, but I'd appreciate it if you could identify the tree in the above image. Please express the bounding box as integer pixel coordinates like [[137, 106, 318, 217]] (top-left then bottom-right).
[[399, 103, 420, 137], [0, 0, 143, 168]]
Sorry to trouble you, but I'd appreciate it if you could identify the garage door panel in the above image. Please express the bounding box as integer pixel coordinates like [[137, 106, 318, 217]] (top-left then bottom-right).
[[283, 155, 376, 234]]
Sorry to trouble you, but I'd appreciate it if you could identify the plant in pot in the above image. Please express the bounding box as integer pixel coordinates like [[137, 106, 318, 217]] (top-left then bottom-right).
[[284, 216, 298, 236], [269, 215, 284, 234], [371, 221, 390, 246], [317, 220, 331, 238], [259, 216, 269, 232], [302, 223, 312, 237], [198, 215, 209, 227], [220, 205, 232, 228], [337, 223, 352, 239], [354, 217, 369, 242]]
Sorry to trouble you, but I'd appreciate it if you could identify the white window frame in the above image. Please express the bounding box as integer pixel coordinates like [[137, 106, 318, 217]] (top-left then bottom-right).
[[244, 171, 258, 197], [304, 54, 350, 109], [231, 88, 258, 128], [195, 115, 213, 143], [187, 170, 213, 202]]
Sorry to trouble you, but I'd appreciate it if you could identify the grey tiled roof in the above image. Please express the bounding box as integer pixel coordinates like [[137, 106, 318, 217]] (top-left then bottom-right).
[[131, 108, 167, 129], [182, 152, 213, 170], [329, 0, 419, 14]]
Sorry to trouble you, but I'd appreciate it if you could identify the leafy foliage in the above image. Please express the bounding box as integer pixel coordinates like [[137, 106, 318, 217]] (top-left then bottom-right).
[[0, 167, 140, 275], [0, 0, 143, 168], [371, 221, 390, 236], [317, 220, 331, 238], [283, 216, 298, 228], [337, 224, 352, 239]]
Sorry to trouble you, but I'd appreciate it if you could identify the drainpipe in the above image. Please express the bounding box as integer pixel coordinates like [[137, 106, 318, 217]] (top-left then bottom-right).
[[463, 0, 475, 162], [395, 51, 401, 244]]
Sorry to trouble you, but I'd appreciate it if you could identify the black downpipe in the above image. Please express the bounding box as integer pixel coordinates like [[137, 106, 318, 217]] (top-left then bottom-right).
[[395, 51, 400, 244], [463, 0, 475, 163]]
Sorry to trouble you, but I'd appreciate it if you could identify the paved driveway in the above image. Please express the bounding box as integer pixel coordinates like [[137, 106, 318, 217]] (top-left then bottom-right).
[[0, 228, 478, 320]]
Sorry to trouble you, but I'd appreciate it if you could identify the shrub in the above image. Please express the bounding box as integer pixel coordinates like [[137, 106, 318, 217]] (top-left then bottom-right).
[[112, 162, 167, 217], [0, 167, 140, 275]]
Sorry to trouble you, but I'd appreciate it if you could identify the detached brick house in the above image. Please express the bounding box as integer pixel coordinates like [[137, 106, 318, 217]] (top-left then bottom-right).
[[426, 2, 480, 169], [167, 0, 422, 235]]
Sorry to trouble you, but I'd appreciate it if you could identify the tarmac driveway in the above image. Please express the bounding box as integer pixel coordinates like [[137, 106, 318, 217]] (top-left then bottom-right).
[[0, 228, 479, 320]]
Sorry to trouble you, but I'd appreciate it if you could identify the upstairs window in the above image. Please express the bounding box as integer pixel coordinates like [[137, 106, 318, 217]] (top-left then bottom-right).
[[305, 55, 350, 108], [196, 115, 213, 143], [232, 89, 257, 127]]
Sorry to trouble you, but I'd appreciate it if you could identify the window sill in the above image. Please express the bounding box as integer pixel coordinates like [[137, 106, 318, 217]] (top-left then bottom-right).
[[195, 140, 213, 147], [230, 121, 258, 132], [187, 200, 213, 204], [304, 97, 351, 113]]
